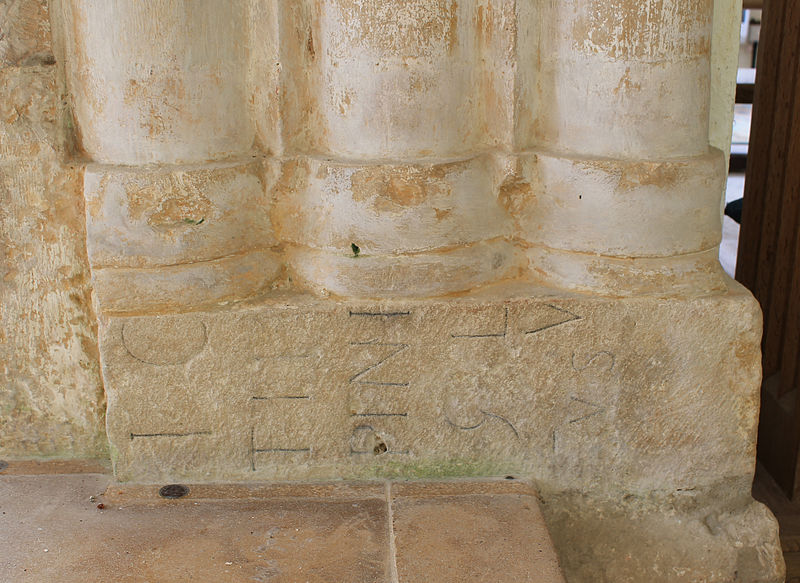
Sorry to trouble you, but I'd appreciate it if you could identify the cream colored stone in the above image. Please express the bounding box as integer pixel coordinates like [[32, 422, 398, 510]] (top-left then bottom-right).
[[247, 0, 282, 155], [0, 159, 105, 458], [525, 247, 727, 296], [285, 239, 522, 298], [510, 149, 725, 257], [101, 280, 758, 492], [281, 0, 500, 159], [63, 0, 254, 164], [1, 1, 782, 580], [0, 0, 53, 67], [518, 0, 713, 158], [272, 154, 510, 254], [544, 492, 783, 583], [0, 65, 64, 160], [91, 249, 283, 314], [84, 161, 277, 269], [710, 0, 744, 159]]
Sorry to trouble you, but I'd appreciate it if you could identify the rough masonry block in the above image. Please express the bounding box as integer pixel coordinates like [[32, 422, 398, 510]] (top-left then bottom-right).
[[101, 281, 760, 493]]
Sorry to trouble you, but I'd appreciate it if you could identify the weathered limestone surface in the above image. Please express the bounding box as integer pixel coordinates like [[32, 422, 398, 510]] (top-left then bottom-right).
[[0, 64, 64, 160], [0, 0, 781, 580], [98, 280, 782, 579], [0, 158, 105, 457], [275, 0, 519, 296], [101, 282, 760, 490], [0, 0, 53, 67], [520, 0, 713, 158], [0, 1, 106, 458], [82, 160, 283, 312], [543, 490, 782, 582], [62, 0, 253, 165]]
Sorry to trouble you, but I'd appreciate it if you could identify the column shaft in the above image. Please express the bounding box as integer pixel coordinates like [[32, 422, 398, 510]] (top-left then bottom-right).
[[512, 0, 726, 295], [276, 0, 520, 298], [63, 0, 281, 313]]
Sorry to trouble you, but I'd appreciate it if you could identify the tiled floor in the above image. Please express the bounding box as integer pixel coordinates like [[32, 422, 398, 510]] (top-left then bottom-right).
[[0, 461, 564, 583], [753, 463, 800, 582]]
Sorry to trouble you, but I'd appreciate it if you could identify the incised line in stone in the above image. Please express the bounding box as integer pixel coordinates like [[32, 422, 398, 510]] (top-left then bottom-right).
[[251, 395, 310, 401], [129, 431, 211, 440], [349, 311, 411, 318], [552, 397, 606, 455], [121, 320, 208, 366], [349, 341, 410, 386], [250, 426, 255, 471], [451, 307, 509, 338], [525, 305, 582, 335], [351, 413, 408, 418], [571, 351, 616, 373], [567, 396, 605, 424], [249, 427, 311, 471], [445, 410, 520, 440]]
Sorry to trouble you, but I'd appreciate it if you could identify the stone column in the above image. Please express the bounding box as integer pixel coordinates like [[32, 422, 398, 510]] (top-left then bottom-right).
[[273, 0, 520, 298], [63, 0, 281, 313], [513, 0, 727, 295], [50, 3, 784, 580]]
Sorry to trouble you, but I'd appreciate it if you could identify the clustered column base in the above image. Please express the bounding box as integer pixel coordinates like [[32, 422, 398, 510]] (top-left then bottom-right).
[[97, 280, 783, 581]]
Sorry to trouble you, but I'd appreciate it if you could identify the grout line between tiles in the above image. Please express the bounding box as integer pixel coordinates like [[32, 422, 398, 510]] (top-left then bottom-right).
[[386, 481, 400, 583]]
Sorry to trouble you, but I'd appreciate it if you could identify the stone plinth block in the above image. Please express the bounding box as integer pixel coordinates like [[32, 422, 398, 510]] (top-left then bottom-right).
[[97, 282, 785, 579], [101, 281, 758, 493]]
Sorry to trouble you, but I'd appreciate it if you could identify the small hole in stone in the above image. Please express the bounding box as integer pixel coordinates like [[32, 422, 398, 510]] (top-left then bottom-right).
[[505, 475, 515, 480], [351, 243, 361, 257], [373, 441, 388, 455], [0, 461, 7, 472], [159, 484, 189, 499]]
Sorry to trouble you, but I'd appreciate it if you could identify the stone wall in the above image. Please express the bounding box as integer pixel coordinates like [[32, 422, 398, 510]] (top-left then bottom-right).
[[0, 0, 106, 458], [0, 0, 754, 461], [0, 2, 784, 580], [0, 0, 756, 468]]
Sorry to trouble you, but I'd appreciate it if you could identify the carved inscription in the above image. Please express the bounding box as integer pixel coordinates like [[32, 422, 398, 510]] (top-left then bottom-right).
[[451, 307, 508, 338], [122, 318, 207, 365], [445, 410, 520, 440], [552, 350, 616, 454], [347, 311, 411, 456], [249, 346, 317, 470], [130, 430, 211, 440], [446, 305, 522, 444], [349, 310, 411, 318], [349, 341, 410, 387], [111, 300, 642, 479], [524, 305, 582, 336]]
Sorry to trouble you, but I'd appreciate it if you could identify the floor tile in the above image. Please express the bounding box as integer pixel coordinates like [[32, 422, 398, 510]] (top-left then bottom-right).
[[391, 488, 564, 583]]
